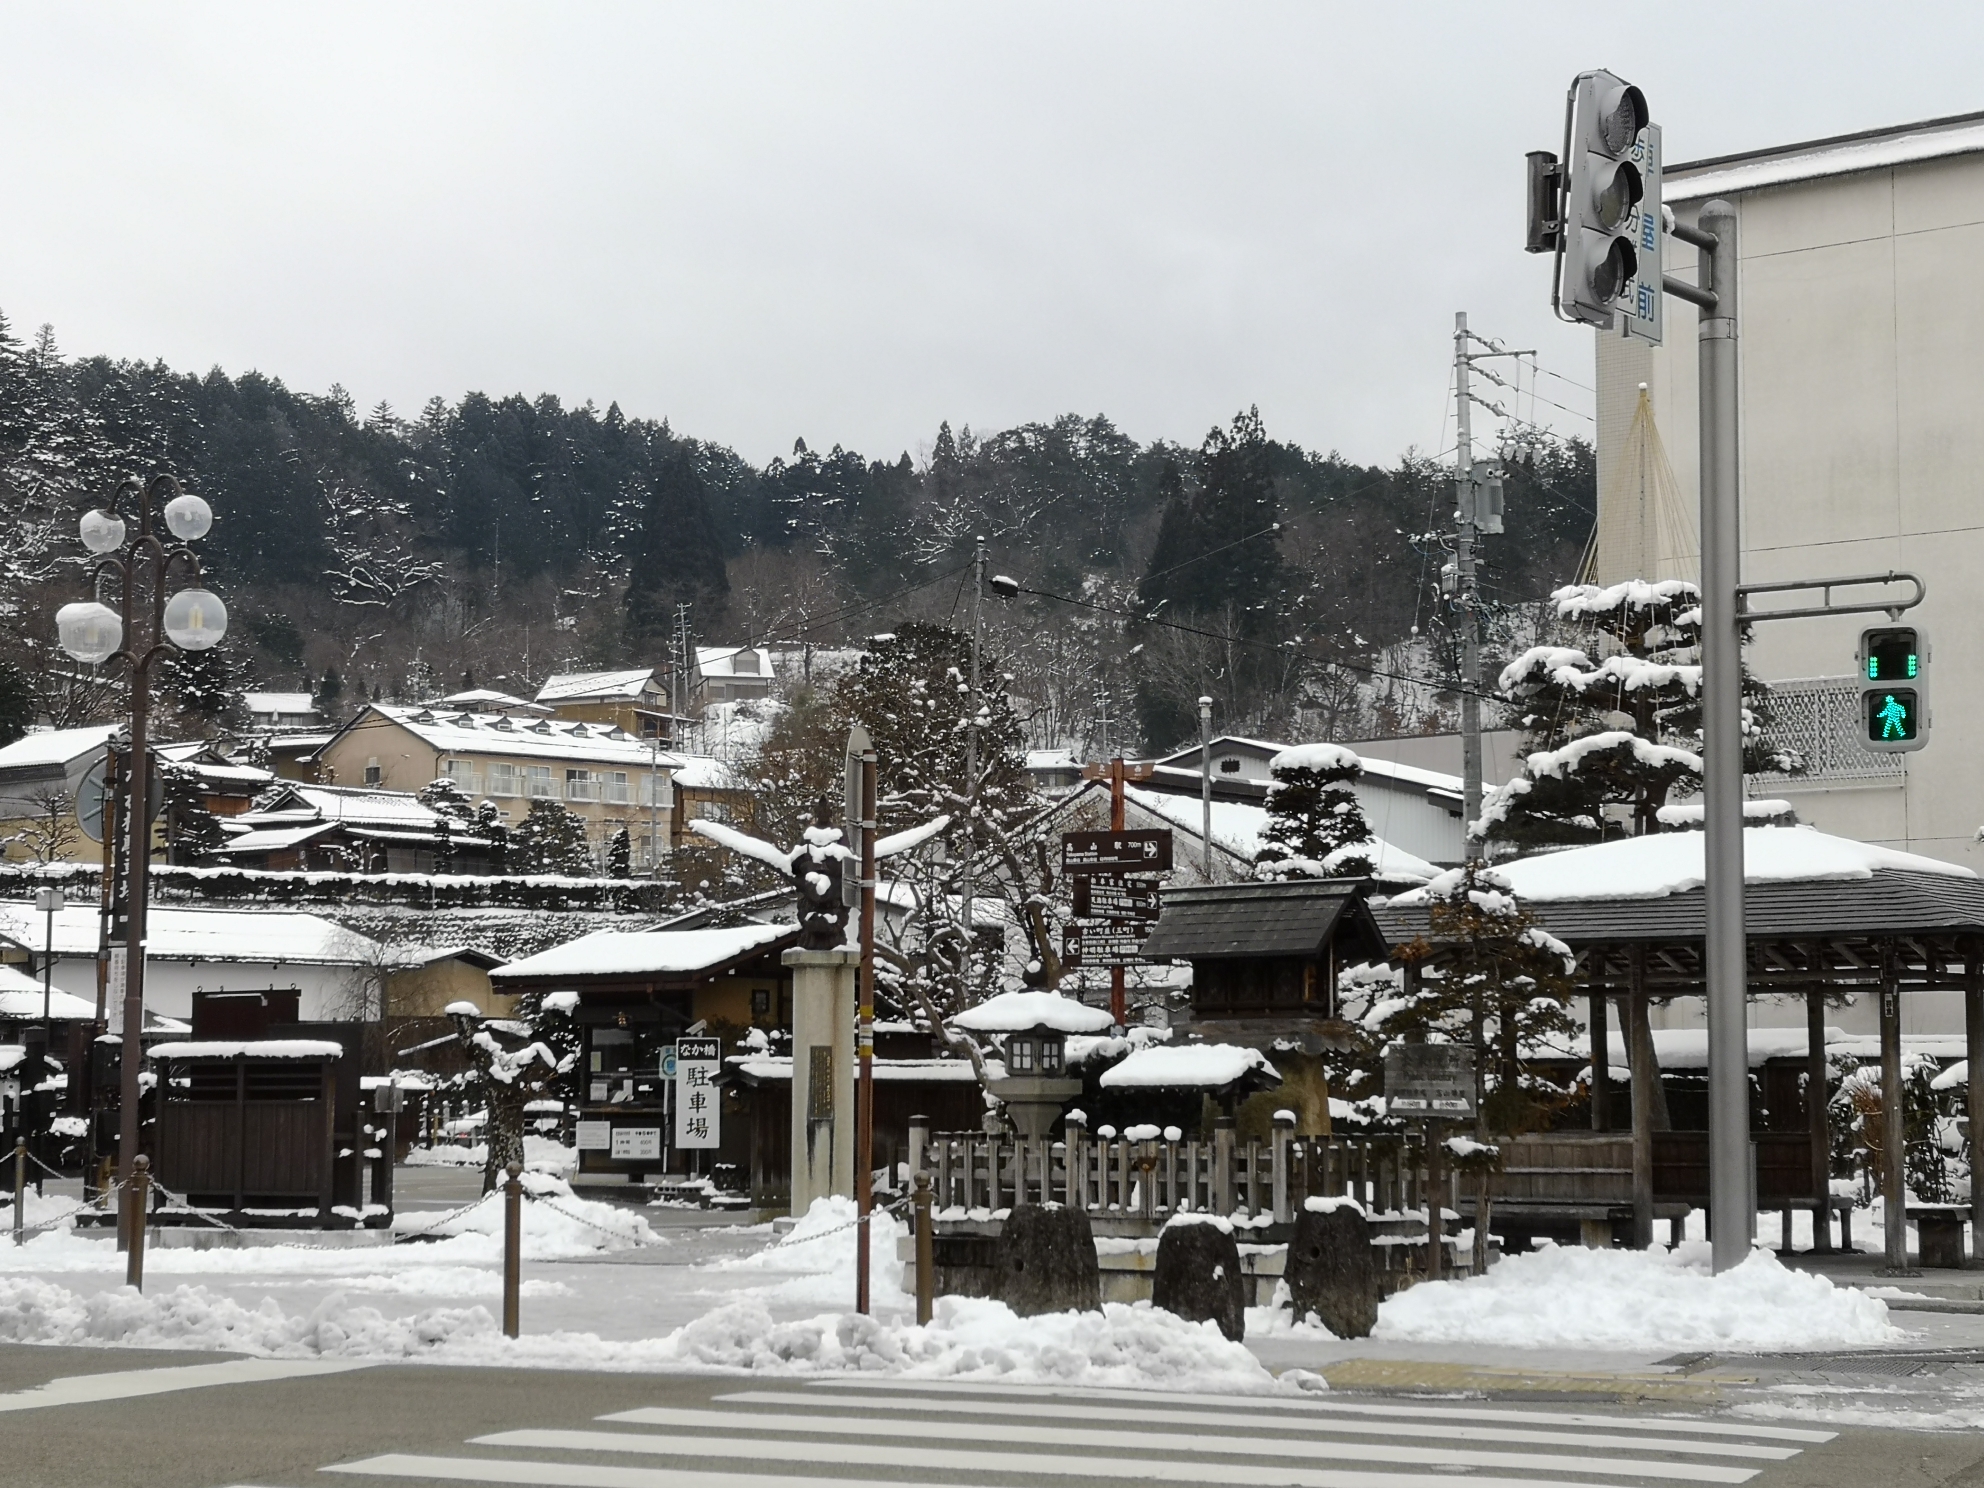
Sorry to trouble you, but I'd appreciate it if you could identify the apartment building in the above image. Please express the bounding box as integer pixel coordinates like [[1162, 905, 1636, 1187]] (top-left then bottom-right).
[[309, 703, 680, 860]]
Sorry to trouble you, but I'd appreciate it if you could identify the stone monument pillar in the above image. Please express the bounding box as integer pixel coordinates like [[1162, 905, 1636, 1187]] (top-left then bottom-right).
[[783, 946, 858, 1216]]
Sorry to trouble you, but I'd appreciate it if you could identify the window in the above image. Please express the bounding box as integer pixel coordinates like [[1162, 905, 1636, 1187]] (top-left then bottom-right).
[[565, 769, 600, 802], [1219, 758, 1240, 774], [524, 765, 555, 799], [1008, 1037, 1036, 1073], [486, 764, 520, 798], [364, 756, 381, 786], [1040, 1039, 1063, 1073], [602, 770, 632, 804]]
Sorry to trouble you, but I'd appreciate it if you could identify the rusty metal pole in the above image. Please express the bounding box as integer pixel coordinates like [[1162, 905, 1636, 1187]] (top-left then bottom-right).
[[503, 1160, 522, 1337], [126, 1154, 149, 1290], [913, 1171, 934, 1325], [855, 743, 878, 1314], [1109, 758, 1126, 1026]]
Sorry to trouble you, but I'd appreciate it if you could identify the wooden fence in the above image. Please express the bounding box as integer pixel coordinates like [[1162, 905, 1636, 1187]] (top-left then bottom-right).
[[910, 1117, 1457, 1227]]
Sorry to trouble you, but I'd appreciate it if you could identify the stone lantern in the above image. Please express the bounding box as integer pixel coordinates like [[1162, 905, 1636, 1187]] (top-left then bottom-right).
[[954, 990, 1115, 1140]]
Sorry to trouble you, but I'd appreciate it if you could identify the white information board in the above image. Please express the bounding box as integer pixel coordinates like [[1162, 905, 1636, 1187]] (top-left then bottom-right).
[[674, 1037, 722, 1149], [610, 1126, 662, 1161], [575, 1120, 611, 1152]]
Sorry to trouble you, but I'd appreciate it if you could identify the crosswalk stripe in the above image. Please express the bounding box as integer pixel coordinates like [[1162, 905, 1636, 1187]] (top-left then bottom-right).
[[0, 1358, 371, 1413], [331, 1449, 1626, 1488], [475, 1426, 1753, 1486], [801, 1377, 1835, 1443], [711, 1389, 1798, 1461]]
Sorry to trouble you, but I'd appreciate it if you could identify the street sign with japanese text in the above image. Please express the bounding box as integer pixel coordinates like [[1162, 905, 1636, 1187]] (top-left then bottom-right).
[[1060, 829, 1172, 874], [1061, 922, 1149, 968], [673, 1036, 722, 1149], [1384, 1044, 1477, 1117], [1072, 876, 1161, 921]]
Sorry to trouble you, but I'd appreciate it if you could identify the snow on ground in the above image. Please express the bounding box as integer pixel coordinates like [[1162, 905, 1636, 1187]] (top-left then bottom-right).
[[403, 1136, 578, 1172], [1375, 1242, 1901, 1352]]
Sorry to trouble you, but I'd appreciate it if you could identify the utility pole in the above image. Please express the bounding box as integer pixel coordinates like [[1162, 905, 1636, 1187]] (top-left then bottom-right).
[[1109, 756, 1127, 1027], [959, 537, 985, 999], [853, 734, 878, 1314], [1454, 312, 1483, 854], [1198, 697, 1213, 879]]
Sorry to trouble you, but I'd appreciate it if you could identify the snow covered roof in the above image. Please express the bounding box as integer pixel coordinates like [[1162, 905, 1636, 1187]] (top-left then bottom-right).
[[1098, 1043, 1280, 1090], [0, 904, 380, 966], [491, 922, 799, 983], [0, 964, 98, 1021], [696, 646, 772, 679], [671, 755, 744, 791], [212, 823, 340, 855], [1026, 748, 1080, 770], [535, 669, 662, 704], [243, 693, 317, 715], [148, 1040, 344, 1060], [342, 704, 682, 769], [248, 784, 443, 831], [952, 990, 1115, 1035], [1444, 825, 1975, 905], [435, 689, 550, 715], [1121, 784, 1440, 885], [729, 1055, 985, 1083], [1667, 111, 1984, 203], [0, 725, 115, 772]]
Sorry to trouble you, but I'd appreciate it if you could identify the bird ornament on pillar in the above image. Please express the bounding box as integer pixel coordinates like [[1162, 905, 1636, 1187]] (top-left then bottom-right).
[[792, 799, 853, 950]]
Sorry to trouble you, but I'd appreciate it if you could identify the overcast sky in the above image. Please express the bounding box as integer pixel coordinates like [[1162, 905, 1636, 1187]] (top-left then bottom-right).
[[3, 3, 1980, 470]]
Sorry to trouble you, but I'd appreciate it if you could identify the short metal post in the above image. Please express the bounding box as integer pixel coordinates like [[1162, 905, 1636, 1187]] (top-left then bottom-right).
[[1271, 1112, 1294, 1224], [1425, 1121, 1444, 1281], [503, 1160, 523, 1337], [1807, 991, 1832, 1254], [913, 1172, 934, 1326], [12, 1138, 24, 1246], [1880, 982, 1911, 1273], [126, 1155, 149, 1291]]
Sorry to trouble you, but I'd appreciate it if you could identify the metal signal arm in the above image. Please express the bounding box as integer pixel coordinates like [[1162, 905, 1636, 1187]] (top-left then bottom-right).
[[1737, 570, 1926, 624]]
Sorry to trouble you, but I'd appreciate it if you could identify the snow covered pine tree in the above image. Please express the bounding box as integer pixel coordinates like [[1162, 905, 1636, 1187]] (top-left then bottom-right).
[[1255, 743, 1377, 880]]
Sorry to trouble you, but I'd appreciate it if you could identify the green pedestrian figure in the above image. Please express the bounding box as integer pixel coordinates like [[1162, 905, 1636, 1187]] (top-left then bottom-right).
[[1875, 693, 1910, 739]]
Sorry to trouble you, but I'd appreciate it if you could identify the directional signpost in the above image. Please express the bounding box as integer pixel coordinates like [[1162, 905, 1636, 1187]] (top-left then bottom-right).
[[1060, 824, 1170, 977]]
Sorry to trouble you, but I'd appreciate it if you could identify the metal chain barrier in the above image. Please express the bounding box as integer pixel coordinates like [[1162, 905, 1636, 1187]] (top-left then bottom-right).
[[145, 1177, 247, 1236], [392, 1190, 509, 1242]]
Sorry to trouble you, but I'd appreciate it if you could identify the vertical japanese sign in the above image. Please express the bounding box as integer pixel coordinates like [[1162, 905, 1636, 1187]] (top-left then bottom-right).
[[673, 1037, 722, 1149], [1621, 122, 1662, 346]]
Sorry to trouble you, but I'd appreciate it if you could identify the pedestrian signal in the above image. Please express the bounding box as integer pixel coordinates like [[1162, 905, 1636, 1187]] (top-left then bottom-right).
[[1859, 626, 1928, 753]]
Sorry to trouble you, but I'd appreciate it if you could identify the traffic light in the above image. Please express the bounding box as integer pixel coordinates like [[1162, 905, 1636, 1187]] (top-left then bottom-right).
[[1560, 71, 1649, 330], [1859, 625, 1929, 753]]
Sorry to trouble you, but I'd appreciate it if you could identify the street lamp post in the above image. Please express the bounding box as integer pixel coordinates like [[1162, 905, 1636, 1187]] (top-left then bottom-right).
[[34, 886, 64, 1030], [56, 474, 227, 1187]]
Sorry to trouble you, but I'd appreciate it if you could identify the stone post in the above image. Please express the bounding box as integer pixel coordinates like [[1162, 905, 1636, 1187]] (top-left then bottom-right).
[[784, 946, 859, 1217]]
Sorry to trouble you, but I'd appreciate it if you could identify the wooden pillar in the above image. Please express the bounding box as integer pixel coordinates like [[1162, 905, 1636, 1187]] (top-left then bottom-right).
[[1806, 989, 1831, 1254], [1590, 987, 1610, 1132], [1880, 962, 1909, 1272], [1628, 949, 1654, 1249], [1967, 944, 1984, 1264]]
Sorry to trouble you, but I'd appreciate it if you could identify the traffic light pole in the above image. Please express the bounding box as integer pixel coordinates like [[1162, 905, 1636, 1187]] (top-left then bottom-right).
[[1686, 199, 1752, 1274]]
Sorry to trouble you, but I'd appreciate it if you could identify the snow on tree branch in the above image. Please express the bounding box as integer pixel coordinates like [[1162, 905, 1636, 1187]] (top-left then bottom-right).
[[688, 817, 798, 873]]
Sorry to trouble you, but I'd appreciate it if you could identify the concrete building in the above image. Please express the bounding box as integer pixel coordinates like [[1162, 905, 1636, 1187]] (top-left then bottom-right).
[[534, 669, 676, 739], [308, 703, 680, 863], [1594, 109, 1984, 871]]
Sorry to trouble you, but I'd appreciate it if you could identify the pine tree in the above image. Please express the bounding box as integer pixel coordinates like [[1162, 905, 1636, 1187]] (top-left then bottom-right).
[[1480, 578, 1796, 849], [606, 826, 632, 878], [0, 662, 30, 747], [1389, 862, 1580, 1133], [1254, 744, 1377, 879], [511, 798, 594, 876], [624, 443, 730, 638]]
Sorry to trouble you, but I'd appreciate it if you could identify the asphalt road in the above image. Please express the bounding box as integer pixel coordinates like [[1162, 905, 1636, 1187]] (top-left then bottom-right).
[[5, 1344, 1984, 1488]]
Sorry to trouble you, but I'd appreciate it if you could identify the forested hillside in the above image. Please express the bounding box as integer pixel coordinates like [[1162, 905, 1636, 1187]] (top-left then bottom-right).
[[0, 311, 1594, 753]]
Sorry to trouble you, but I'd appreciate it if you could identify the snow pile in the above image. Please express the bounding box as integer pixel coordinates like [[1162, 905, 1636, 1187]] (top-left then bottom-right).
[[672, 1295, 1282, 1390], [404, 1136, 578, 1172], [1376, 1243, 1902, 1351], [0, 1275, 503, 1358], [717, 1196, 904, 1303], [397, 1172, 662, 1256]]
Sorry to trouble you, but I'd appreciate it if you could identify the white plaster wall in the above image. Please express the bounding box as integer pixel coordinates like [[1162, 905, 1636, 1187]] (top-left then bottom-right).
[[1596, 151, 1984, 870]]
